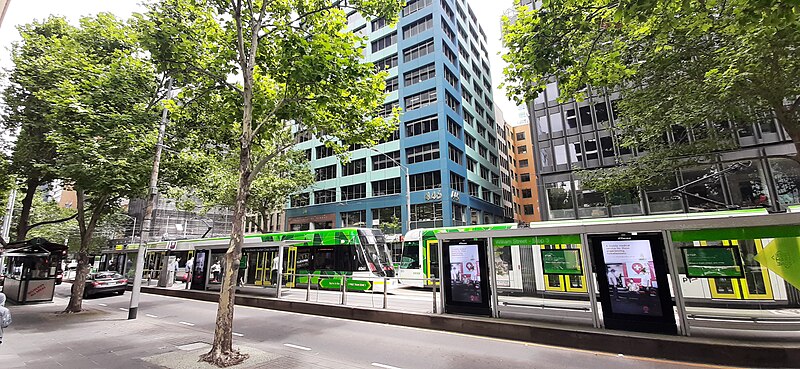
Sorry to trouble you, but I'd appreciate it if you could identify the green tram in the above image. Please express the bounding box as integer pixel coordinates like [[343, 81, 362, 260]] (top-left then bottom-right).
[[397, 224, 517, 287], [107, 228, 398, 292], [399, 209, 796, 306]]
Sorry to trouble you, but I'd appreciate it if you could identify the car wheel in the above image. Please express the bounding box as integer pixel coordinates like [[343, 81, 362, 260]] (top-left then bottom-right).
[[117, 290, 125, 295]]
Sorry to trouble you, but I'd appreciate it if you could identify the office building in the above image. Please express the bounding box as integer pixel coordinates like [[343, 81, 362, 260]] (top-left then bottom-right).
[[285, 0, 507, 238], [526, 84, 800, 220]]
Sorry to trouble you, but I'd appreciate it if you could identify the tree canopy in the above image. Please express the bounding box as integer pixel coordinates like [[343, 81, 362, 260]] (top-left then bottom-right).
[[136, 0, 403, 365], [502, 0, 800, 191], [2, 14, 164, 312]]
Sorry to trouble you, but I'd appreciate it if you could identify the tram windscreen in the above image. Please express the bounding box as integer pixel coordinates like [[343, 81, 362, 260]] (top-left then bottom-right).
[[358, 229, 394, 277], [401, 241, 420, 269]]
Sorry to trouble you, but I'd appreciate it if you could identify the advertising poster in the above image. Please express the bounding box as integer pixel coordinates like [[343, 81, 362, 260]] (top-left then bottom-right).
[[25, 279, 55, 302], [448, 244, 483, 303], [601, 239, 663, 317], [192, 251, 207, 290], [682, 247, 743, 278], [541, 249, 583, 275]]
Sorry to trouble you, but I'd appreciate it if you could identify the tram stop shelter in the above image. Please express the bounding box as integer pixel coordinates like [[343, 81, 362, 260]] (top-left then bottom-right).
[[435, 210, 800, 338], [2, 238, 68, 304]]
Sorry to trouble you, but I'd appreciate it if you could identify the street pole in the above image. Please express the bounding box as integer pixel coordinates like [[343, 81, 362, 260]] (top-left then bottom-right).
[[368, 147, 411, 233], [129, 77, 172, 320], [1, 186, 17, 241]]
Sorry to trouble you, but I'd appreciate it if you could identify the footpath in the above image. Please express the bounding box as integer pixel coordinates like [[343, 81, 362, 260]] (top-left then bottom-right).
[[0, 293, 358, 369]]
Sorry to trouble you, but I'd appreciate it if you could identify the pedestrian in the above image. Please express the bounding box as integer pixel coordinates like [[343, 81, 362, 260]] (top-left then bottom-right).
[[185, 256, 194, 283], [0, 292, 12, 345], [211, 261, 221, 282]]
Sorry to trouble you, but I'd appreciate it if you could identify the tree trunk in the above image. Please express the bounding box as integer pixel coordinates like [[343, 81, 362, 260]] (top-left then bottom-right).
[[63, 190, 105, 313], [14, 177, 39, 242], [200, 143, 252, 367]]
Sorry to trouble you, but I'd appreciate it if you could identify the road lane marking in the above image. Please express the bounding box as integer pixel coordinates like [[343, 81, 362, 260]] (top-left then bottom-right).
[[98, 303, 108, 307], [146, 314, 159, 318], [119, 308, 128, 311], [372, 363, 402, 369], [283, 343, 311, 351], [178, 321, 195, 326], [233, 332, 244, 337]]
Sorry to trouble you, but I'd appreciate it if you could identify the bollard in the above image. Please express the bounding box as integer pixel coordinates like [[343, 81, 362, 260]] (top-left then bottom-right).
[[276, 272, 282, 298], [383, 277, 388, 309], [340, 274, 347, 305], [306, 273, 311, 301], [431, 280, 437, 314]]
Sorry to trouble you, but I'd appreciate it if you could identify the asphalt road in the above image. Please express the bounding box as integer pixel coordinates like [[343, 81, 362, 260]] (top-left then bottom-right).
[[54, 284, 718, 369]]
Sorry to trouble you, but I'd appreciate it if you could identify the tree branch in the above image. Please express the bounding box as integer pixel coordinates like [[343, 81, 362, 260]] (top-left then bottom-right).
[[252, 97, 287, 136], [247, 142, 294, 183], [27, 212, 79, 231]]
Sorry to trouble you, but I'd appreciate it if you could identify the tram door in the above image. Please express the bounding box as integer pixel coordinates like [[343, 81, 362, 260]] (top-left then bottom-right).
[[425, 240, 440, 286], [250, 251, 278, 286], [285, 246, 297, 288], [542, 244, 587, 293], [145, 252, 165, 280], [704, 240, 773, 300]]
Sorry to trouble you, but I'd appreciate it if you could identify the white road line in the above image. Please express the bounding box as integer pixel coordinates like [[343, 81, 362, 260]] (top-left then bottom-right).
[[178, 321, 195, 326], [98, 303, 108, 307], [119, 308, 128, 311], [145, 314, 159, 318], [232, 332, 244, 337], [283, 343, 311, 351], [371, 363, 402, 369]]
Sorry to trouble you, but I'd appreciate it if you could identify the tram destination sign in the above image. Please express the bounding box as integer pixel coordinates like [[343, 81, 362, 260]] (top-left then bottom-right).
[[540, 249, 583, 275], [681, 246, 744, 278]]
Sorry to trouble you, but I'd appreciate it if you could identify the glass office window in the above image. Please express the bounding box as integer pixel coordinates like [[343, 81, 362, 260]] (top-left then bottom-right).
[[546, 181, 575, 219]]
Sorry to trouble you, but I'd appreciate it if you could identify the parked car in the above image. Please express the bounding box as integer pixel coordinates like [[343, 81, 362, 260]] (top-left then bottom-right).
[[83, 271, 128, 298]]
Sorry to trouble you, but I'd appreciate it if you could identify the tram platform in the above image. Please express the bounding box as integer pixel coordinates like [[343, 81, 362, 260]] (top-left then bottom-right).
[[139, 284, 800, 368]]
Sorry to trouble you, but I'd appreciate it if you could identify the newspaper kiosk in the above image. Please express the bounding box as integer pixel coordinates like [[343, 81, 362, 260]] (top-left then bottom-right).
[[2, 238, 68, 304]]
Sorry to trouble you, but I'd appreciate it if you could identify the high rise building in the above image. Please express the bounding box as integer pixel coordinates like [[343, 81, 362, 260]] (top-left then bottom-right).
[[285, 0, 507, 238], [527, 83, 800, 220]]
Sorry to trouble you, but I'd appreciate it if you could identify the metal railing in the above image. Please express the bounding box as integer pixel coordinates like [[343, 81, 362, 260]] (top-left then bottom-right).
[[275, 272, 441, 314]]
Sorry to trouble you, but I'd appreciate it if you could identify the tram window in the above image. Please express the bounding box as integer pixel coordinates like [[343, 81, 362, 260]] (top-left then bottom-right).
[[313, 249, 335, 270], [296, 249, 311, 270], [335, 247, 354, 271]]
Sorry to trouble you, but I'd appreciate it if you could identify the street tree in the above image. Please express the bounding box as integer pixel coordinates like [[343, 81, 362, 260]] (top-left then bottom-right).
[[2, 17, 72, 242], [502, 0, 800, 191], [27, 14, 163, 313], [137, 0, 403, 365]]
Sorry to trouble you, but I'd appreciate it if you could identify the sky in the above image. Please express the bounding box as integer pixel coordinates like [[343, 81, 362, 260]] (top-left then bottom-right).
[[0, 0, 522, 123]]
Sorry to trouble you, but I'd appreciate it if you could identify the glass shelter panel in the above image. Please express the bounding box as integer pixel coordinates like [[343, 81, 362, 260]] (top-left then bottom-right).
[[670, 226, 800, 339], [491, 236, 594, 327]]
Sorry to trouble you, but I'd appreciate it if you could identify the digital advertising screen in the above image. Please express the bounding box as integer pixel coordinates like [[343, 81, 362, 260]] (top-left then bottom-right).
[[448, 244, 483, 304], [601, 239, 663, 317], [540, 249, 583, 275], [682, 247, 744, 278]]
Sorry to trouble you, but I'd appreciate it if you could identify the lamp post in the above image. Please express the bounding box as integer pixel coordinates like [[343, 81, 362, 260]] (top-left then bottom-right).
[[119, 213, 137, 245], [368, 147, 411, 234]]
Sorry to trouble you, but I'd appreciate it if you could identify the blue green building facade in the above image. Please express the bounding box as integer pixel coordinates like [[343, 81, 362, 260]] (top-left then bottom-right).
[[285, 0, 508, 236]]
